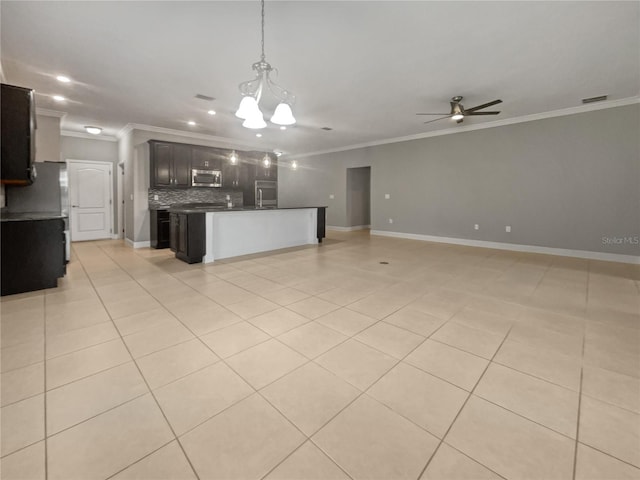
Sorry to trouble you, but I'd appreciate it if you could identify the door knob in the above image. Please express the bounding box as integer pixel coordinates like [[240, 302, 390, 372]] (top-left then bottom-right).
[[71, 205, 79, 208]]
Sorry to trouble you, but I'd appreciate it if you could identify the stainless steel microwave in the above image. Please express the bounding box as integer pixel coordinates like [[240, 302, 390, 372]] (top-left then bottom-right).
[[192, 168, 222, 187]]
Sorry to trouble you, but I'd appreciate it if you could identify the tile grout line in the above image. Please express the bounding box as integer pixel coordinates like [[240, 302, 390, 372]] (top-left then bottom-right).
[[572, 328, 587, 480], [415, 322, 516, 480], [42, 293, 49, 480], [73, 244, 203, 480]]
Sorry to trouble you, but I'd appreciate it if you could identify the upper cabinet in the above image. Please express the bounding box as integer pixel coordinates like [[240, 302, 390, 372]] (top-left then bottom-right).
[[253, 152, 277, 180], [1, 84, 36, 185], [192, 147, 222, 170], [149, 140, 191, 187]]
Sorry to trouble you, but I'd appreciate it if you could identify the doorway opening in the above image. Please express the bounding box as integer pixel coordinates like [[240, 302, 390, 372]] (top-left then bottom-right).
[[346, 166, 371, 230]]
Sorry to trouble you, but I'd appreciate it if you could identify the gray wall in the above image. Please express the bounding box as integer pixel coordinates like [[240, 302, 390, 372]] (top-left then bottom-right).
[[279, 104, 640, 256], [61, 135, 119, 232], [347, 166, 371, 227]]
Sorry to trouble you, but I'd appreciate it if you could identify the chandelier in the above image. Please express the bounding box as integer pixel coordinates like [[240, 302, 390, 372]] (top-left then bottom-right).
[[235, 0, 296, 129]]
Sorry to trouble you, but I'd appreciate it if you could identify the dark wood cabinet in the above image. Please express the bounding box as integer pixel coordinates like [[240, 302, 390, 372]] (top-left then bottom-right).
[[149, 140, 191, 187], [254, 153, 277, 180], [1, 218, 65, 295], [1, 84, 36, 185], [192, 147, 222, 170], [150, 209, 170, 249], [169, 212, 205, 263], [222, 162, 241, 189]]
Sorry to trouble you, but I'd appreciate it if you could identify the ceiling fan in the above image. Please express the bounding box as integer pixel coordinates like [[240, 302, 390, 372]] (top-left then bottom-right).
[[416, 96, 502, 125]]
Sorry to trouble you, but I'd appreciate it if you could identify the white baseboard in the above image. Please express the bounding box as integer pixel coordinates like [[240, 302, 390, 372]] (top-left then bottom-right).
[[370, 230, 640, 265], [125, 238, 151, 249], [111, 234, 121, 240], [327, 225, 371, 232]]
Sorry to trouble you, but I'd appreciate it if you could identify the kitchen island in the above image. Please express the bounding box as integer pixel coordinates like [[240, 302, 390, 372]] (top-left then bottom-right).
[[167, 205, 326, 264]]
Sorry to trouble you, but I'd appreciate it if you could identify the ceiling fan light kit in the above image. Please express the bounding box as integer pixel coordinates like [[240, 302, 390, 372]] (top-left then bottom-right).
[[417, 96, 502, 125], [235, 0, 296, 129]]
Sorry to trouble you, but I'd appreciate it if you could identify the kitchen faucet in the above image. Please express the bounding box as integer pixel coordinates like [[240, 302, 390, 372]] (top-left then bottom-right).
[[258, 189, 263, 208]]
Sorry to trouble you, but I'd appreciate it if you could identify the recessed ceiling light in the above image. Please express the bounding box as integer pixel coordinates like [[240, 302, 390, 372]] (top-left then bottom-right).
[[256, 133, 262, 138], [53, 95, 65, 102], [56, 75, 71, 83], [273, 150, 283, 157], [188, 121, 196, 126], [280, 126, 286, 130], [207, 110, 216, 115], [84, 126, 102, 135]]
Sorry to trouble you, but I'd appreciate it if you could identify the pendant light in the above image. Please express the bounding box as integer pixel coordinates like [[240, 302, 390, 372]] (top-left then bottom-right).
[[235, 0, 296, 129]]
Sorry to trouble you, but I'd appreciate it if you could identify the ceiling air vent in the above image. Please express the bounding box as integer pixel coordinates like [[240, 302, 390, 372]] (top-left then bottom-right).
[[321, 127, 333, 131], [582, 95, 608, 104], [195, 94, 216, 102]]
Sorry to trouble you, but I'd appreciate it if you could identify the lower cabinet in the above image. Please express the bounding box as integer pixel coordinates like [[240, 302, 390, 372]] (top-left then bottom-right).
[[169, 212, 205, 263], [1, 218, 66, 296], [150, 209, 170, 249]]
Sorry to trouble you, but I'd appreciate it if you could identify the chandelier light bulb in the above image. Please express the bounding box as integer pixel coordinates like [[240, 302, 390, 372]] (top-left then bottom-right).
[[242, 113, 267, 129], [235, 96, 259, 120], [451, 113, 464, 121], [291, 161, 298, 170], [271, 103, 296, 126], [229, 150, 238, 164], [263, 155, 271, 167]]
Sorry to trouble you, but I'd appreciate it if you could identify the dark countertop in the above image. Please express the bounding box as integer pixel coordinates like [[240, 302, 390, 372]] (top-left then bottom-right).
[[1, 211, 68, 222], [166, 205, 327, 214]]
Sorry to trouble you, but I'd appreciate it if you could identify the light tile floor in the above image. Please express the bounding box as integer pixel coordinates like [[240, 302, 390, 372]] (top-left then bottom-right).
[[1, 231, 639, 480]]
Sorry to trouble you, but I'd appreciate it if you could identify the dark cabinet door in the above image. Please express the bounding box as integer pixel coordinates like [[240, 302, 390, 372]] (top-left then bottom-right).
[[222, 163, 241, 189], [152, 142, 173, 187], [1, 219, 65, 295], [177, 213, 188, 256], [169, 213, 179, 252], [192, 147, 221, 170], [255, 154, 277, 180], [172, 144, 192, 187], [241, 162, 255, 206], [1, 84, 36, 185]]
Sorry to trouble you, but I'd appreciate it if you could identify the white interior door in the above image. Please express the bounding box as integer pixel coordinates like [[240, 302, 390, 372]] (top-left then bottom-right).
[[68, 160, 112, 241]]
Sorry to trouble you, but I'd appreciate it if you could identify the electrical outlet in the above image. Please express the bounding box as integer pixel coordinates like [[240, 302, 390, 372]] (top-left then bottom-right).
[[329, 194, 335, 199], [153, 194, 159, 201], [388, 218, 393, 224], [506, 225, 511, 233], [474, 224, 479, 230], [385, 194, 390, 199]]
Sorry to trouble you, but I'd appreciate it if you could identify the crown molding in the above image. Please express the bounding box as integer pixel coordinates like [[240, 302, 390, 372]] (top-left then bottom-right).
[[116, 122, 268, 150], [61, 130, 118, 142], [36, 108, 67, 118], [289, 96, 640, 160]]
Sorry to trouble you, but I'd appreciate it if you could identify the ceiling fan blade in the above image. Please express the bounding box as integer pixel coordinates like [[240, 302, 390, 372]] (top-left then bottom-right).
[[416, 113, 451, 115], [423, 116, 451, 125], [465, 99, 502, 112], [465, 111, 500, 116]]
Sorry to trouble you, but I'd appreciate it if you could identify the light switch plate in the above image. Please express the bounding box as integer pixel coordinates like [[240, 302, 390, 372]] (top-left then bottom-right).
[[385, 194, 390, 199], [505, 225, 511, 232], [329, 194, 335, 199]]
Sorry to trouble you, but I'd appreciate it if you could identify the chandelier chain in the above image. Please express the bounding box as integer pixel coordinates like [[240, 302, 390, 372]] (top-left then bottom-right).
[[260, 0, 265, 61]]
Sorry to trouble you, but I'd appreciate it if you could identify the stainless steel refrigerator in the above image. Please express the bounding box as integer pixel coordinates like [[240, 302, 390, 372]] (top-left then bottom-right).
[[5, 161, 70, 261]]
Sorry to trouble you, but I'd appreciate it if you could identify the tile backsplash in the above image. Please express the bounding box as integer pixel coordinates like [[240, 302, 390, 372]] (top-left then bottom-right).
[[148, 188, 243, 209]]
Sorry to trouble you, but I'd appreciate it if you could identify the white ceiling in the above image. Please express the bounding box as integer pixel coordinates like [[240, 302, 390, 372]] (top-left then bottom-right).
[[2, 1, 638, 155]]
